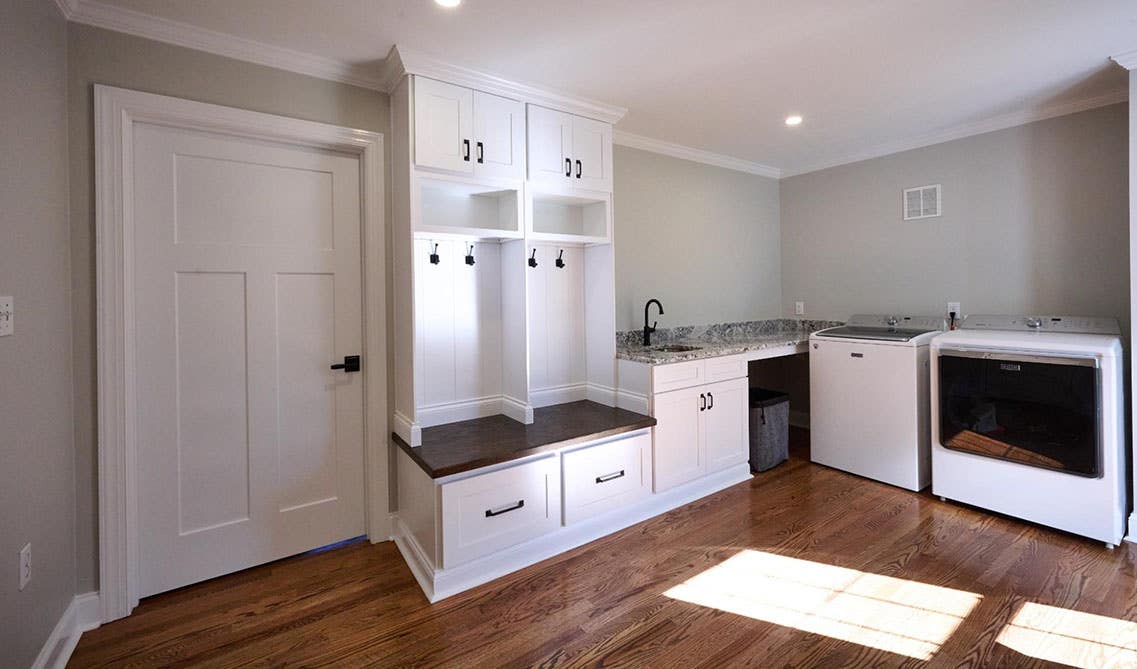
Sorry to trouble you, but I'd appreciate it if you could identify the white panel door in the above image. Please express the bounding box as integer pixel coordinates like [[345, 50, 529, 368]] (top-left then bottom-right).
[[571, 115, 612, 192], [133, 122, 365, 598], [652, 386, 705, 492], [414, 77, 474, 174], [527, 105, 573, 188], [703, 377, 749, 473], [473, 91, 524, 180]]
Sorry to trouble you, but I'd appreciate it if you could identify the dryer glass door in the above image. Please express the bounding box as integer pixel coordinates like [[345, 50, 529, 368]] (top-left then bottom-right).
[[938, 350, 1101, 477]]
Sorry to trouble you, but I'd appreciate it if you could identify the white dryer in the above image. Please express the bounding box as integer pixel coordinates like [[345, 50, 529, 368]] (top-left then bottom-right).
[[931, 315, 1126, 547], [809, 315, 946, 491]]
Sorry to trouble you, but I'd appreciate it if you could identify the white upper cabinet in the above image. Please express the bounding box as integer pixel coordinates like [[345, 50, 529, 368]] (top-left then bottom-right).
[[414, 77, 524, 179], [527, 105, 613, 193], [472, 90, 525, 179], [414, 77, 474, 174], [571, 115, 613, 192]]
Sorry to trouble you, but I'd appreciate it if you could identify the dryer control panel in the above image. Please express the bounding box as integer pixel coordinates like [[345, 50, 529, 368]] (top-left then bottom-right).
[[961, 314, 1121, 335]]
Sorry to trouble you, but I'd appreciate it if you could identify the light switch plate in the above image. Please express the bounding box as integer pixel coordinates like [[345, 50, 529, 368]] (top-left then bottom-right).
[[794, 301, 805, 316], [0, 296, 11, 337]]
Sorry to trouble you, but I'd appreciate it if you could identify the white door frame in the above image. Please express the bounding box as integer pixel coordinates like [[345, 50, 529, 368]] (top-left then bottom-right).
[[94, 85, 387, 623]]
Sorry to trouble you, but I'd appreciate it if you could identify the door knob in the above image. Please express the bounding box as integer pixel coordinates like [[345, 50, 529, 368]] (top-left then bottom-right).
[[330, 355, 361, 373]]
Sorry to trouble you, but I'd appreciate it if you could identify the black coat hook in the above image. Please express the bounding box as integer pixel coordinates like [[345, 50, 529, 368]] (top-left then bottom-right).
[[429, 243, 440, 265], [555, 249, 565, 269], [465, 243, 475, 266], [528, 248, 538, 268]]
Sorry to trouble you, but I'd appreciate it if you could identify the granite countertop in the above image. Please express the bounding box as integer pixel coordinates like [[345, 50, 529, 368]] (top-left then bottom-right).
[[616, 318, 843, 365]]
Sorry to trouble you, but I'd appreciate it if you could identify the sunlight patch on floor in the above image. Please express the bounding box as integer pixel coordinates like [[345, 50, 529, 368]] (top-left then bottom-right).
[[663, 550, 981, 660], [997, 601, 1137, 668]]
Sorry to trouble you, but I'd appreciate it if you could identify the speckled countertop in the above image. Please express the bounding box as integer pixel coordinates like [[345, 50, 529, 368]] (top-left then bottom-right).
[[616, 318, 843, 365]]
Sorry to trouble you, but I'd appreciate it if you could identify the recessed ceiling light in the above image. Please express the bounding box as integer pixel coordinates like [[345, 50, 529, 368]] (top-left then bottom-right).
[[435, 0, 461, 7], [785, 115, 803, 127]]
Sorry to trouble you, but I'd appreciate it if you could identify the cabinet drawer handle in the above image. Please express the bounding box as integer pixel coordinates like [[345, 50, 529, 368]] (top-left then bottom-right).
[[700, 393, 706, 411], [575, 159, 582, 178], [595, 470, 625, 484], [463, 139, 471, 162], [485, 499, 525, 517], [707, 392, 714, 410], [851, 352, 864, 358], [476, 141, 484, 164], [565, 157, 572, 177]]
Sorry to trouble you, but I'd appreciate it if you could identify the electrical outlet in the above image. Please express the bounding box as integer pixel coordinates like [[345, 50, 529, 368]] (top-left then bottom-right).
[[0, 296, 12, 337], [794, 301, 805, 316], [19, 543, 30, 591]]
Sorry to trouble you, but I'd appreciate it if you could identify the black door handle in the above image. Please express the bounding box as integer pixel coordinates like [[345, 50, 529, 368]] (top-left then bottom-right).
[[485, 499, 524, 517], [700, 394, 706, 411], [330, 355, 361, 373], [707, 392, 714, 410], [565, 157, 571, 177], [575, 159, 582, 178], [463, 139, 471, 162], [476, 141, 484, 164]]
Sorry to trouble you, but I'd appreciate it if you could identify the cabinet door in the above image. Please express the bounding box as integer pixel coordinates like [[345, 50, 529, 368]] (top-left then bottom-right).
[[571, 115, 613, 192], [414, 77, 474, 174], [527, 105, 573, 188], [652, 385, 705, 492], [703, 377, 749, 473], [473, 91, 524, 180]]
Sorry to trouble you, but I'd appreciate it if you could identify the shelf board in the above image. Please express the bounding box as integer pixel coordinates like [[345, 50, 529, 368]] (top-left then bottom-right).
[[414, 225, 524, 241]]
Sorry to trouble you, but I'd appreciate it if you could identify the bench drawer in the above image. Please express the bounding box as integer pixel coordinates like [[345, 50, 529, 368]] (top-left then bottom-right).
[[562, 431, 651, 525], [440, 456, 560, 568]]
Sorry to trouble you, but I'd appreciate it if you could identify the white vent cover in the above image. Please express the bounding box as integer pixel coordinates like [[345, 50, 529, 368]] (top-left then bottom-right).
[[903, 184, 941, 220]]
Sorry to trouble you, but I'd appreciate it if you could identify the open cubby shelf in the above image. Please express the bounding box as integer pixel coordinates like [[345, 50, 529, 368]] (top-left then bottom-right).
[[527, 190, 611, 243], [416, 176, 523, 240]]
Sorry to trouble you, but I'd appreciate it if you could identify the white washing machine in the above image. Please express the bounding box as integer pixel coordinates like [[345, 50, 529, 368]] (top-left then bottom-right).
[[809, 315, 946, 491], [931, 315, 1126, 547]]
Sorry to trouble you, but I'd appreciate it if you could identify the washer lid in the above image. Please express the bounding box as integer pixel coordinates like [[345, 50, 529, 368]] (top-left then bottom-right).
[[814, 314, 945, 342]]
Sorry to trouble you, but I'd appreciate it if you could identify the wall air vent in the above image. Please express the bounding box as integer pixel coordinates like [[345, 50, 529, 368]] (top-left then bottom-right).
[[902, 184, 941, 221]]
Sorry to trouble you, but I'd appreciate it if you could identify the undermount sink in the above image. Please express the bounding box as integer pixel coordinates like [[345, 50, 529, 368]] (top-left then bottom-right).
[[652, 344, 702, 352]]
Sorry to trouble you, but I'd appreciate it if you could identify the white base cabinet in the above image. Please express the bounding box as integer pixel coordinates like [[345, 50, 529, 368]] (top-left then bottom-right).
[[652, 376, 749, 493]]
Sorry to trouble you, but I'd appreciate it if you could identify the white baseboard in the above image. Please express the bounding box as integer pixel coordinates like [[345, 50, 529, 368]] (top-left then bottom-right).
[[418, 396, 504, 427], [585, 382, 617, 407], [393, 464, 751, 602], [615, 389, 649, 415], [530, 383, 587, 408], [32, 592, 101, 669], [1127, 512, 1137, 543], [501, 394, 534, 424], [392, 410, 417, 446]]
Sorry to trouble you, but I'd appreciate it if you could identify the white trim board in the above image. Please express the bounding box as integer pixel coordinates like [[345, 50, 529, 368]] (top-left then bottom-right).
[[613, 130, 782, 179], [31, 592, 101, 669], [1112, 48, 1137, 70], [94, 85, 387, 623]]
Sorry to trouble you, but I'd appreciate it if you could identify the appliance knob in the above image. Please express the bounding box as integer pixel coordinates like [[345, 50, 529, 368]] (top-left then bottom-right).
[[886, 316, 899, 326], [1025, 317, 1042, 329]]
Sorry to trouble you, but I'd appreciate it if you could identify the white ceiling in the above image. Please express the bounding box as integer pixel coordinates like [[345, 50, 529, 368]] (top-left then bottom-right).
[[81, 0, 1135, 175]]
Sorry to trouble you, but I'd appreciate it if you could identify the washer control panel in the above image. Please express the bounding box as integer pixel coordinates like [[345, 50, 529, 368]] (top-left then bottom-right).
[[961, 314, 1121, 335], [845, 314, 946, 331]]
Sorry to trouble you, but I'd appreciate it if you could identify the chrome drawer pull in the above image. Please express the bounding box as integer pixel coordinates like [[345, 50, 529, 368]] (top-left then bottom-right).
[[485, 499, 525, 517], [595, 470, 626, 484]]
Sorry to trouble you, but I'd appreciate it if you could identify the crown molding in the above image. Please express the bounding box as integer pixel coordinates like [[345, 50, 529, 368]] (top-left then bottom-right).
[[1111, 48, 1137, 70], [380, 45, 627, 124], [56, 0, 384, 90], [613, 130, 781, 178], [781, 86, 1129, 178]]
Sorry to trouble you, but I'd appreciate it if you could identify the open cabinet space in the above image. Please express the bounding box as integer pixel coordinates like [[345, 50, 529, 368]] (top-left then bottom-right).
[[526, 242, 616, 408], [527, 189, 612, 243], [415, 174, 522, 239]]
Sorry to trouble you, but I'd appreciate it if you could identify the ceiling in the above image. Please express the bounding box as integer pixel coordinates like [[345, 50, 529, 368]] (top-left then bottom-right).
[[80, 0, 1135, 176]]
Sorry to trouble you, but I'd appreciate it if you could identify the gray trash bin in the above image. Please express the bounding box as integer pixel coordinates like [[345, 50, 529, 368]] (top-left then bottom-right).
[[749, 388, 789, 472]]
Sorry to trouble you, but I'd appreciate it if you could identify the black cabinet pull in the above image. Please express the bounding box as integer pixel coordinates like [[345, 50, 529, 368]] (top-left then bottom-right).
[[564, 157, 571, 177], [596, 470, 625, 484], [476, 141, 484, 164], [707, 392, 714, 410], [463, 139, 471, 162], [330, 355, 361, 373], [485, 499, 524, 517], [700, 393, 706, 411], [575, 159, 582, 178]]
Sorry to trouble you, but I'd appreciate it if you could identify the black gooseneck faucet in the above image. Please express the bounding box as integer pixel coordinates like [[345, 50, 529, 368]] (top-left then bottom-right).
[[643, 299, 664, 346]]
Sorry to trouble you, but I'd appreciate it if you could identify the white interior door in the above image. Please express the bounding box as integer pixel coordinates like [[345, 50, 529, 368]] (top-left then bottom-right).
[[133, 122, 366, 598]]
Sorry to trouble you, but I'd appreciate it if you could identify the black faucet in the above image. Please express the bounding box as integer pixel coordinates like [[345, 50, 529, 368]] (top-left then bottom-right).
[[643, 299, 664, 346]]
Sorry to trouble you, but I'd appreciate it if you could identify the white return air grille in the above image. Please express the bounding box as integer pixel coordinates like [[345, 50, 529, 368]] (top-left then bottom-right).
[[903, 184, 941, 220]]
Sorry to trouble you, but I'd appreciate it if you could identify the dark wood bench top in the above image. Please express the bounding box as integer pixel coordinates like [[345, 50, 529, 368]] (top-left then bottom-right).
[[393, 400, 657, 479]]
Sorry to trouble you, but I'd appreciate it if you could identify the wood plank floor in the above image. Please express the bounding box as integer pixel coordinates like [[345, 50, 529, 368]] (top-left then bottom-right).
[[70, 430, 1137, 668]]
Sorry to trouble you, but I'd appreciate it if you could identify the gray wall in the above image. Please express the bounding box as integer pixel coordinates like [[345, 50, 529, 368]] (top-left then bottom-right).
[[613, 145, 782, 332], [780, 103, 1129, 332], [67, 23, 391, 594], [0, 1, 76, 666]]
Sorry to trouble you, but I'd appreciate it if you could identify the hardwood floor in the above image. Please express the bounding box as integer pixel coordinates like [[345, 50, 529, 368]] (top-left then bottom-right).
[[70, 429, 1137, 668]]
